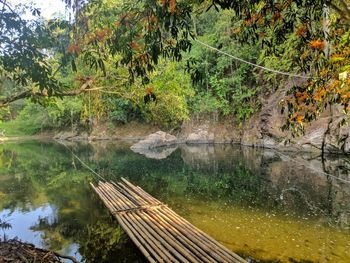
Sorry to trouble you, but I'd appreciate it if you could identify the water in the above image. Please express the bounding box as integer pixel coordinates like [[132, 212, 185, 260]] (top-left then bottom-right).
[[0, 140, 349, 262]]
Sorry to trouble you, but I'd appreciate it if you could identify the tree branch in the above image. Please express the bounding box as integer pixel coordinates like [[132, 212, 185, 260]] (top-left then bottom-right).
[[328, 1, 350, 24], [338, 0, 350, 19], [0, 79, 93, 107]]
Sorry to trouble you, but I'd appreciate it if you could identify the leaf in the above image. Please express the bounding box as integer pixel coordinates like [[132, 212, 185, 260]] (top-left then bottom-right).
[[71, 59, 77, 72]]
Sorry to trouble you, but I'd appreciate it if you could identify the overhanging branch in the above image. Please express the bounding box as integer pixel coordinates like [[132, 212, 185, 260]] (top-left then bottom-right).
[[0, 79, 93, 107]]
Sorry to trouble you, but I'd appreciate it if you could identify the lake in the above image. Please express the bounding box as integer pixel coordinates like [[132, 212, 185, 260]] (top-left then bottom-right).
[[0, 140, 349, 262]]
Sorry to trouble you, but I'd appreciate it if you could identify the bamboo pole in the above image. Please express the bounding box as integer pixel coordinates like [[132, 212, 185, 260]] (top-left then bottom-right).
[[132, 211, 200, 263], [93, 183, 161, 262], [146, 209, 222, 263], [131, 212, 193, 263], [155, 208, 234, 262], [141, 209, 217, 263], [116, 182, 149, 206], [121, 178, 160, 204], [118, 180, 156, 205], [136, 185, 161, 204], [121, 215, 168, 262], [98, 184, 128, 211], [162, 207, 235, 260], [101, 183, 136, 210], [116, 215, 158, 263], [163, 207, 246, 263], [122, 213, 177, 262], [92, 180, 246, 263], [111, 182, 144, 206], [90, 183, 119, 212], [105, 182, 137, 208]]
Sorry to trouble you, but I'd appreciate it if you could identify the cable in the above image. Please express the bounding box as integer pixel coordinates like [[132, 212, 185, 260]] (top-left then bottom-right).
[[194, 39, 310, 79], [56, 140, 107, 182]]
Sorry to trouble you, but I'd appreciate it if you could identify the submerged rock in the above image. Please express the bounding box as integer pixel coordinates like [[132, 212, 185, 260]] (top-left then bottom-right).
[[130, 131, 177, 149]]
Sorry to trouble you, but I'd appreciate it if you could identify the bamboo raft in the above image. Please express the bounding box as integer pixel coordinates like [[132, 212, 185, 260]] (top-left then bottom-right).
[[90, 178, 247, 263]]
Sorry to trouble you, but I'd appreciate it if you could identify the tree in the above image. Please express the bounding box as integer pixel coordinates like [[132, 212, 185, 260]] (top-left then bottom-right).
[[70, 0, 350, 132], [0, 0, 95, 107], [2, 0, 350, 133]]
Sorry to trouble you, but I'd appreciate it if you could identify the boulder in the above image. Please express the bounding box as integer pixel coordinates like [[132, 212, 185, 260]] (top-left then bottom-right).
[[130, 131, 177, 149]]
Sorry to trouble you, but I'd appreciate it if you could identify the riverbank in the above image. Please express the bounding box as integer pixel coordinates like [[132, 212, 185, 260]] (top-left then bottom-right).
[[51, 112, 350, 155], [2, 98, 350, 156]]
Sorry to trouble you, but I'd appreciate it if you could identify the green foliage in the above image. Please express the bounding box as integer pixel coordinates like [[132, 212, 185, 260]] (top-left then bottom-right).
[[46, 97, 83, 127], [0, 1, 73, 98], [4, 0, 349, 133], [187, 9, 260, 121], [110, 98, 135, 124], [0, 104, 48, 135], [0, 218, 11, 231], [142, 61, 194, 127], [189, 92, 221, 114], [0, 97, 83, 136]]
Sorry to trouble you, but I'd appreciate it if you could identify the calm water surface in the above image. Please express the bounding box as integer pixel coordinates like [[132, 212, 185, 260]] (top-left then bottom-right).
[[0, 140, 349, 262]]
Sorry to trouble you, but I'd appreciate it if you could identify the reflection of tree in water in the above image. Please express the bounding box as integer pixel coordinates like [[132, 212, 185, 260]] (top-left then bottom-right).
[[261, 149, 350, 229], [31, 216, 145, 262], [0, 217, 12, 239], [80, 222, 144, 263], [67, 141, 350, 230], [1, 140, 350, 262], [322, 154, 350, 229]]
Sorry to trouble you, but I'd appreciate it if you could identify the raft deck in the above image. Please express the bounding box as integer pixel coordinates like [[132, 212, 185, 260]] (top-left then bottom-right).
[[91, 178, 247, 263]]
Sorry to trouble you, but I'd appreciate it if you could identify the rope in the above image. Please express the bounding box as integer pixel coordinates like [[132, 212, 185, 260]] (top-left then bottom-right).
[[56, 140, 107, 182], [194, 39, 310, 79], [270, 148, 350, 184]]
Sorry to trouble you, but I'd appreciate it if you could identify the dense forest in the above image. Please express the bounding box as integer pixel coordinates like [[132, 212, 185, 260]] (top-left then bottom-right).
[[1, 2, 350, 262], [0, 0, 349, 137]]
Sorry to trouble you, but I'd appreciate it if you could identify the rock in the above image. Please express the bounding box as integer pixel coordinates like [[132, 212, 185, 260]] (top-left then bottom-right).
[[131, 145, 178, 159], [54, 131, 89, 141], [186, 130, 215, 144], [130, 131, 177, 149], [184, 123, 215, 144], [179, 113, 241, 144], [239, 83, 350, 154], [53, 131, 78, 140]]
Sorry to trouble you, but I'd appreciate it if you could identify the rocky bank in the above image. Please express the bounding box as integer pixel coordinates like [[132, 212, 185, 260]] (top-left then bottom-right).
[[179, 87, 350, 154], [54, 87, 350, 154]]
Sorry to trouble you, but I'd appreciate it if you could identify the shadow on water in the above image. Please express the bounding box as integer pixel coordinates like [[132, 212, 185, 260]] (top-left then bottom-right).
[[0, 140, 349, 262]]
